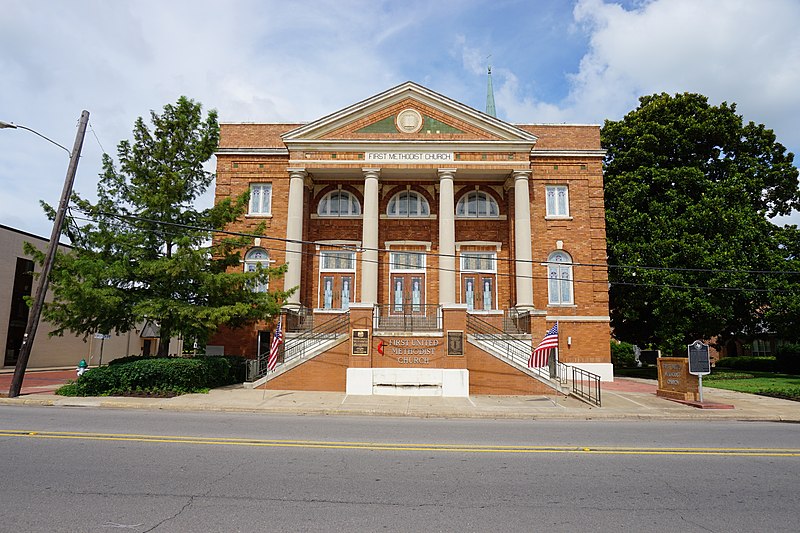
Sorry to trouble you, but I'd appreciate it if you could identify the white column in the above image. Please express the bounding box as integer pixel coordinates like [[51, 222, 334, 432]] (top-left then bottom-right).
[[360, 169, 380, 304], [513, 170, 534, 309], [284, 169, 307, 305], [438, 169, 457, 305]]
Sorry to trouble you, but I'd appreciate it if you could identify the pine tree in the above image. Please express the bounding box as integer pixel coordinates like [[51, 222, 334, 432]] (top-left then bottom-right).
[[31, 97, 291, 356]]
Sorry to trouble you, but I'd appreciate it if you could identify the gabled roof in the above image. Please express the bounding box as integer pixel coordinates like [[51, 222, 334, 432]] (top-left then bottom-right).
[[281, 81, 538, 146]]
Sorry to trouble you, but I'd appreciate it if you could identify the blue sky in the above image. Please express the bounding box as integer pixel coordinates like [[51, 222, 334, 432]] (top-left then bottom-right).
[[2, 0, 799, 237]]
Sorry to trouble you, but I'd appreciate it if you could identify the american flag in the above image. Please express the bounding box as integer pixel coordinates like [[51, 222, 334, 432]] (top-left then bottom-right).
[[267, 318, 283, 372], [529, 322, 558, 368]]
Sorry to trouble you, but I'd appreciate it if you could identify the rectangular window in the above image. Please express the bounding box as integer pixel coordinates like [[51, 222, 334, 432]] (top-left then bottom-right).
[[460, 252, 496, 272], [249, 183, 272, 215], [546, 185, 569, 217], [390, 252, 425, 271], [320, 250, 355, 271], [751, 339, 771, 357]]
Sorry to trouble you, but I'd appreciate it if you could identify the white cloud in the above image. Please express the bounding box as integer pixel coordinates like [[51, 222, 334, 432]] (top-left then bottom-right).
[[2, 0, 798, 236], [567, 0, 800, 134], [555, 0, 799, 224]]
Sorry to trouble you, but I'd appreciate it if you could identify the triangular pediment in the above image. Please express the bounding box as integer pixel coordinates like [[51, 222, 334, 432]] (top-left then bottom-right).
[[282, 82, 537, 148]]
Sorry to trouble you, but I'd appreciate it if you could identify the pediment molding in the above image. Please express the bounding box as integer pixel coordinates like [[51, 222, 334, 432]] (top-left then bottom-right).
[[282, 82, 538, 150]]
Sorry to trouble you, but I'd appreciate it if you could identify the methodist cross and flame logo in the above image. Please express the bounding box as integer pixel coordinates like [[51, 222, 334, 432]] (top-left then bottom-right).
[[377, 339, 385, 355]]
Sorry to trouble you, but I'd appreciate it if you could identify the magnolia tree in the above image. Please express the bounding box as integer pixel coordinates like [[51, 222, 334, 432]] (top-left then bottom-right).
[[602, 92, 800, 354]]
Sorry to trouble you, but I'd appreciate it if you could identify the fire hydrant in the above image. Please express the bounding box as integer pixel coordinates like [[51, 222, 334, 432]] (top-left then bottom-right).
[[77, 359, 88, 377]]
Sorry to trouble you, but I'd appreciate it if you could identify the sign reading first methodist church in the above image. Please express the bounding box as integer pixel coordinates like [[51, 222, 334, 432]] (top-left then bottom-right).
[[364, 152, 454, 163]]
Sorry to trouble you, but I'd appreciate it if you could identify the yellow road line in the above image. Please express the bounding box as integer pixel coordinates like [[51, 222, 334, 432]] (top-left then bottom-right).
[[1, 429, 798, 456]]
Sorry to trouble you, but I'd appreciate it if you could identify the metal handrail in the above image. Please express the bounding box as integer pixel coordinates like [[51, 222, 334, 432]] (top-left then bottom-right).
[[247, 311, 350, 381], [503, 309, 531, 334], [374, 303, 441, 332], [283, 305, 314, 332], [466, 314, 568, 384], [283, 312, 349, 364], [570, 366, 602, 406]]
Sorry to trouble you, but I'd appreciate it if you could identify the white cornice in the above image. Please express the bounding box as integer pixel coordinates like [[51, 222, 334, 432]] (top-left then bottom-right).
[[282, 81, 539, 144], [546, 315, 611, 322], [290, 159, 529, 168], [216, 148, 289, 156], [287, 139, 535, 152], [531, 150, 606, 157]]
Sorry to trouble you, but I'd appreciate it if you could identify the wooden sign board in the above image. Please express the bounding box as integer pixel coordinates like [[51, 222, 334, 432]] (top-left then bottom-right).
[[657, 357, 699, 402]]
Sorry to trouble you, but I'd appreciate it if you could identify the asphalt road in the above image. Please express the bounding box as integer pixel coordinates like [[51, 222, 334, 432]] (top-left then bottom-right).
[[1, 406, 798, 532]]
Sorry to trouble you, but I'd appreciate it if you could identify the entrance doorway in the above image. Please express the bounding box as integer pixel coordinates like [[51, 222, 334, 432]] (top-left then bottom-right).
[[390, 273, 425, 314], [320, 274, 353, 310], [462, 275, 495, 311]]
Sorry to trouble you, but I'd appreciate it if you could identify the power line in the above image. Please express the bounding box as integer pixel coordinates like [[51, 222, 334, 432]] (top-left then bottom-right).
[[85, 209, 800, 276], [66, 210, 799, 294], [88, 121, 107, 155]]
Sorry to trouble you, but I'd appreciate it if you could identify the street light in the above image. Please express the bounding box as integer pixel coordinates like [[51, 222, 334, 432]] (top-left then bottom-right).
[[2, 111, 90, 398]]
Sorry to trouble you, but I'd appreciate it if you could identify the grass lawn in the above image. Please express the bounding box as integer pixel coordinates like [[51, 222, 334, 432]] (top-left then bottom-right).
[[703, 371, 800, 401], [614, 367, 800, 402]]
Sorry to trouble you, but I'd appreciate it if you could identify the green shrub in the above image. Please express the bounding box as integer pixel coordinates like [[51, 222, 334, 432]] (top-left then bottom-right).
[[714, 356, 776, 372], [611, 340, 637, 368], [756, 387, 800, 401], [108, 354, 167, 366], [705, 371, 755, 381], [775, 343, 800, 375], [56, 356, 246, 397]]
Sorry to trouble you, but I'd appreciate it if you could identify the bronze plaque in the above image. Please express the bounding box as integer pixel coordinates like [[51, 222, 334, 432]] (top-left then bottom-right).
[[447, 331, 464, 356], [351, 329, 370, 356]]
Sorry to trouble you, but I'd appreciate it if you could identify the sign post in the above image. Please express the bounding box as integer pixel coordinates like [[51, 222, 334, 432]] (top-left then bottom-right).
[[94, 333, 111, 365], [687, 340, 711, 403]]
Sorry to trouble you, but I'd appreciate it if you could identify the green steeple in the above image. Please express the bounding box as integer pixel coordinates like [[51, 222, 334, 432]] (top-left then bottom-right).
[[486, 65, 497, 117]]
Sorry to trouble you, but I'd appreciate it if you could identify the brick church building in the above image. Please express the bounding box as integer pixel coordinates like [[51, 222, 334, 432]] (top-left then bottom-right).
[[210, 81, 611, 397]]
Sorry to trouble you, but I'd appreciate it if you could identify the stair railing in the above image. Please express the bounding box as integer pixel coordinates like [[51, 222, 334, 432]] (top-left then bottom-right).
[[570, 365, 602, 406], [247, 311, 350, 381], [466, 314, 568, 384]]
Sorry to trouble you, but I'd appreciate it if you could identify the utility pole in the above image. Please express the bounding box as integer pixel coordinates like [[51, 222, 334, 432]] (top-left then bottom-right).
[[7, 110, 90, 398]]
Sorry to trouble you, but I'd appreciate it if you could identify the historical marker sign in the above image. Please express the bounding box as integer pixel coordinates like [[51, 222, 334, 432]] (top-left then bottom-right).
[[687, 340, 711, 376]]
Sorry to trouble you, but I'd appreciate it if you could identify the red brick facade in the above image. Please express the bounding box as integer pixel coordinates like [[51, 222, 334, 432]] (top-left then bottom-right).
[[210, 82, 611, 393]]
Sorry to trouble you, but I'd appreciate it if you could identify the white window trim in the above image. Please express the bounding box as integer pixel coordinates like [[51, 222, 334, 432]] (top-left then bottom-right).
[[545, 251, 574, 306], [545, 185, 570, 218], [459, 251, 497, 273], [389, 251, 427, 273], [317, 190, 362, 217], [243, 248, 271, 292], [248, 183, 272, 216], [317, 247, 358, 311], [319, 250, 357, 272], [455, 190, 501, 219], [386, 190, 431, 218]]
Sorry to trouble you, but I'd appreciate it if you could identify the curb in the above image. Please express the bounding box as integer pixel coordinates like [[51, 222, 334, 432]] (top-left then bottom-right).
[[1, 395, 797, 422]]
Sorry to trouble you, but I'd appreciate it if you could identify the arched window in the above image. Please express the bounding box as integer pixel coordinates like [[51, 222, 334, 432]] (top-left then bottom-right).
[[387, 190, 430, 217], [244, 248, 269, 292], [547, 251, 573, 305], [317, 190, 361, 216], [456, 190, 499, 217]]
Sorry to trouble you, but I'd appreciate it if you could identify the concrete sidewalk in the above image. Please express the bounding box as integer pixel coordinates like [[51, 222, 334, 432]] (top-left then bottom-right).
[[1, 372, 798, 421]]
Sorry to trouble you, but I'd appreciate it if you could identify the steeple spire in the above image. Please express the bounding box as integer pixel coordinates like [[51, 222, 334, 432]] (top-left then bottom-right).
[[486, 64, 497, 117]]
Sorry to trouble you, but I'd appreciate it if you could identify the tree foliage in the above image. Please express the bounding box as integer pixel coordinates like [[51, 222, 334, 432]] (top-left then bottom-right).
[[602, 92, 800, 354], [31, 97, 291, 355]]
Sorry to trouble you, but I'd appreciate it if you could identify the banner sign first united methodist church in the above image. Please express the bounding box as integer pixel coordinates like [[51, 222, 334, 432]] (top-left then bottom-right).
[[364, 152, 454, 163]]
